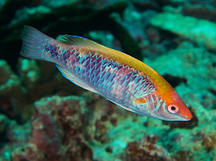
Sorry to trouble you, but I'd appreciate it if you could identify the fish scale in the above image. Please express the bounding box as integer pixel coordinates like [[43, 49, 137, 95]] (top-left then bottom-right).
[[75, 52, 151, 106], [67, 49, 142, 103], [20, 26, 193, 121]]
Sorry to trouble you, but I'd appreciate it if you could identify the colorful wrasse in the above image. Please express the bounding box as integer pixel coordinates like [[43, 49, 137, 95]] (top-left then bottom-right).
[[20, 26, 192, 121]]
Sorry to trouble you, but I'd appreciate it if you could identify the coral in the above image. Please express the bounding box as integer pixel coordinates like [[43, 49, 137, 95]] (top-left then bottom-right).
[[9, 95, 94, 161], [150, 12, 216, 51], [41, 0, 77, 8], [7, 93, 136, 161], [0, 113, 31, 160], [182, 4, 216, 22], [0, 60, 22, 97], [0, 60, 25, 121], [126, 136, 172, 161], [11, 144, 45, 161], [0, 58, 84, 123]]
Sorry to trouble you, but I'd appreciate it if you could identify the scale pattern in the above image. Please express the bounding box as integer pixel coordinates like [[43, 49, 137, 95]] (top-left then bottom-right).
[[59, 47, 157, 112]]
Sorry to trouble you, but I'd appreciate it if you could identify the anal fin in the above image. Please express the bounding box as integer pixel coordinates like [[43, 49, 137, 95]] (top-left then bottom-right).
[[56, 65, 98, 94], [107, 99, 134, 112]]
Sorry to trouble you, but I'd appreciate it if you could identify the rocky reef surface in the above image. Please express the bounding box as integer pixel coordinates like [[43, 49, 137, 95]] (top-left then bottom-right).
[[0, 0, 216, 161]]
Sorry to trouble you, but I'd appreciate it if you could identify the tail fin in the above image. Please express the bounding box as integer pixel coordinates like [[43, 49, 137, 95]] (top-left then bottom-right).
[[20, 26, 51, 60]]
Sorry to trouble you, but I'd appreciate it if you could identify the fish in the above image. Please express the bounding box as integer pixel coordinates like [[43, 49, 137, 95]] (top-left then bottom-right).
[[20, 26, 193, 121]]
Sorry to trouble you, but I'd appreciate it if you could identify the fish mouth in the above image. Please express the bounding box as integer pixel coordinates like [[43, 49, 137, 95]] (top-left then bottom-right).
[[162, 112, 193, 121], [185, 115, 193, 121], [178, 112, 193, 121], [187, 113, 193, 120]]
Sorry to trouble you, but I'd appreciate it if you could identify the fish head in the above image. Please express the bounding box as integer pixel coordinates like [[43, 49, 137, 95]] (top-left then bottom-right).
[[149, 89, 193, 121]]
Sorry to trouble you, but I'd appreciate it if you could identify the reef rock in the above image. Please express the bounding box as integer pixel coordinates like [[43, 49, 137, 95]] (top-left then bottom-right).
[[150, 12, 216, 51]]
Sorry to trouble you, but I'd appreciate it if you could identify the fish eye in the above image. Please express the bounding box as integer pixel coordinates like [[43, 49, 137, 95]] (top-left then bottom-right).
[[168, 104, 179, 114]]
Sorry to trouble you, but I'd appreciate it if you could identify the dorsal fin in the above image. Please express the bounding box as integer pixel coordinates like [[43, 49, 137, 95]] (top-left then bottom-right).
[[56, 35, 108, 51]]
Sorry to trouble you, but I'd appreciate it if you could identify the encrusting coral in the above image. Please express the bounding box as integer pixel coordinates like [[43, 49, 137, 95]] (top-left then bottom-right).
[[0, 58, 84, 123], [150, 12, 216, 52]]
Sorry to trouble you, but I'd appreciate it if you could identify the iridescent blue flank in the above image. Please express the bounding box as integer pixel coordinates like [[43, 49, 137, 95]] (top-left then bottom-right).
[[44, 43, 69, 62], [42, 43, 156, 113], [61, 50, 155, 110], [44, 44, 58, 57]]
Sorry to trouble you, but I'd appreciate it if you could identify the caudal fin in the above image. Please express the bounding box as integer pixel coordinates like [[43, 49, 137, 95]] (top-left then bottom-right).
[[20, 26, 51, 60]]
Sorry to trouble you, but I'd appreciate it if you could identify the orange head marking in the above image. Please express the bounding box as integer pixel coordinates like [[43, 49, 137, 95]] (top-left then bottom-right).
[[145, 73, 193, 121], [168, 89, 193, 120], [158, 89, 193, 121], [135, 98, 146, 104]]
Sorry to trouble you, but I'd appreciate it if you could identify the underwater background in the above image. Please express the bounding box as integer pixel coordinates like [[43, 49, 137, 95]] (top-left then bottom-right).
[[0, 0, 216, 160]]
